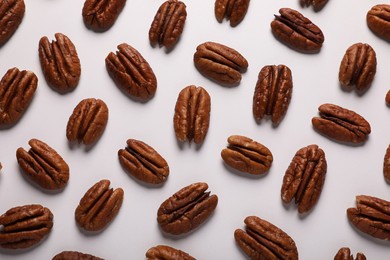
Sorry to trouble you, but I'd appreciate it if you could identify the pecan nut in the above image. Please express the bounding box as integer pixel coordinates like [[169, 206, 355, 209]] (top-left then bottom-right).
[[367, 4, 390, 41], [384, 145, 390, 182], [105, 43, 157, 101], [271, 8, 324, 53], [16, 138, 69, 190], [234, 216, 299, 260], [0, 0, 25, 46], [52, 251, 103, 260], [38, 33, 81, 93], [75, 179, 124, 232], [157, 182, 218, 235], [0, 67, 38, 128], [66, 98, 109, 146], [173, 85, 211, 144], [82, 0, 126, 32], [312, 103, 371, 144], [347, 195, 390, 241], [281, 144, 327, 214], [149, 0, 187, 50], [253, 64, 293, 125], [334, 247, 366, 260], [386, 90, 390, 106], [118, 139, 169, 184], [193, 41, 248, 86], [338, 43, 377, 93], [221, 135, 273, 175], [0, 204, 53, 249], [300, 0, 328, 11], [214, 0, 250, 27], [146, 245, 195, 260]]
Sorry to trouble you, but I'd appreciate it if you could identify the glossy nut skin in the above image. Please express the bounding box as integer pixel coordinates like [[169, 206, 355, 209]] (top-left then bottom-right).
[[146, 245, 195, 260], [300, 0, 328, 11], [0, 204, 53, 249], [367, 4, 390, 41], [0, 67, 38, 128], [16, 138, 69, 190], [52, 251, 104, 260], [214, 0, 250, 27], [384, 145, 390, 182], [334, 247, 366, 260], [0, 0, 25, 46]]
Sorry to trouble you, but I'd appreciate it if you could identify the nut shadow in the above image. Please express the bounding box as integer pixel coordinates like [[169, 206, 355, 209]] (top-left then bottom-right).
[[67, 139, 100, 153], [222, 162, 269, 180], [175, 138, 205, 152]]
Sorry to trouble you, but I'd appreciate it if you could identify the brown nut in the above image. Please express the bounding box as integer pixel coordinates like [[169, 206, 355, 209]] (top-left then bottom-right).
[[234, 216, 298, 260], [146, 245, 195, 260], [52, 251, 104, 260], [16, 138, 69, 190], [334, 247, 366, 260], [157, 182, 218, 235], [0, 67, 38, 128], [75, 179, 124, 232], [221, 135, 273, 175], [0, 0, 25, 46], [214, 0, 250, 27], [253, 64, 293, 125], [367, 4, 390, 41], [384, 145, 390, 182], [300, 0, 328, 11], [0, 204, 53, 249], [281, 144, 327, 214], [386, 90, 390, 106], [193, 41, 248, 86]]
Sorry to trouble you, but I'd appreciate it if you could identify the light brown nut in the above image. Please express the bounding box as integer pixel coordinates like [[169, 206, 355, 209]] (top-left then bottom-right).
[[193, 41, 248, 86], [0, 67, 38, 128], [173, 85, 211, 144], [334, 247, 366, 260], [118, 139, 169, 184], [52, 251, 104, 260], [0, 0, 25, 46], [105, 43, 157, 101], [146, 245, 195, 260], [215, 0, 250, 27], [384, 145, 390, 182], [16, 138, 69, 190], [300, 0, 328, 11], [38, 33, 81, 93], [234, 216, 298, 260], [0, 204, 53, 249], [66, 98, 109, 146], [367, 4, 390, 41], [221, 135, 273, 175], [75, 179, 124, 232], [281, 144, 327, 214]]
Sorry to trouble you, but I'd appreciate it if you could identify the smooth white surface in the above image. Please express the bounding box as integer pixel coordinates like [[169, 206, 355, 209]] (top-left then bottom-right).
[[1, 0, 390, 259]]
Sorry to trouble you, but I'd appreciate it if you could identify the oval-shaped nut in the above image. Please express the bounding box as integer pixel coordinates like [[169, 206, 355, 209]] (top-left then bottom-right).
[[271, 8, 324, 53], [38, 33, 81, 93], [149, 0, 187, 50], [16, 138, 69, 190], [334, 247, 366, 260], [193, 41, 248, 86], [118, 139, 169, 184], [82, 0, 126, 32], [75, 179, 124, 232], [215, 0, 250, 27], [0, 204, 53, 249], [157, 182, 218, 235], [52, 251, 104, 260], [0, 0, 25, 46], [0, 67, 38, 128], [386, 90, 390, 106], [384, 145, 390, 182], [66, 98, 109, 146], [347, 195, 390, 241], [367, 4, 390, 41], [338, 43, 377, 92], [253, 64, 293, 125], [234, 216, 299, 260], [300, 0, 328, 11], [105, 43, 157, 101], [173, 85, 211, 144], [146, 245, 196, 260], [281, 144, 327, 214], [312, 103, 371, 144], [221, 135, 273, 175]]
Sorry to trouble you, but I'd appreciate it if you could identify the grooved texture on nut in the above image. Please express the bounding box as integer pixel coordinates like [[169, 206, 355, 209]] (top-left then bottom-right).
[[0, 0, 25, 46]]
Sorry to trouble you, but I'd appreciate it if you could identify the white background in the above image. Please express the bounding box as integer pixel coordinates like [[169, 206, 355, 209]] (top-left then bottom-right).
[[1, 0, 390, 259]]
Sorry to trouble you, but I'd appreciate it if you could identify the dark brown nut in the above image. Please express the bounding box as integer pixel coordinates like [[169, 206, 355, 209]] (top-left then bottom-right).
[[118, 139, 169, 184], [281, 144, 327, 214], [338, 43, 377, 93], [300, 0, 328, 11], [384, 145, 390, 182], [82, 0, 126, 32], [38, 33, 81, 93], [52, 251, 104, 260], [173, 85, 211, 144], [193, 41, 248, 86], [312, 103, 371, 144], [0, 204, 53, 249], [0, 67, 38, 128], [66, 98, 109, 146], [214, 0, 250, 27], [149, 0, 187, 50], [0, 0, 25, 46], [367, 4, 390, 41], [334, 247, 366, 260], [146, 245, 195, 260], [221, 135, 273, 175], [157, 182, 218, 235], [386, 90, 390, 106], [105, 43, 157, 101], [16, 138, 69, 190], [253, 64, 293, 125], [234, 216, 298, 260], [75, 179, 124, 232], [271, 8, 324, 53]]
